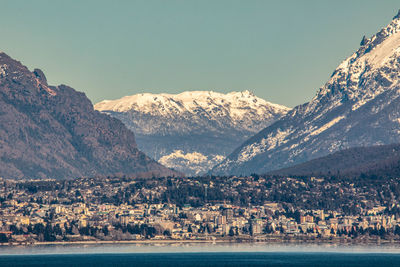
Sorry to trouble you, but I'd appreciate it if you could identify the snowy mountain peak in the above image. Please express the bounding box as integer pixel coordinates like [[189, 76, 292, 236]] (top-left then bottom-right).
[[306, 14, 400, 115], [95, 90, 289, 122], [95, 90, 289, 176]]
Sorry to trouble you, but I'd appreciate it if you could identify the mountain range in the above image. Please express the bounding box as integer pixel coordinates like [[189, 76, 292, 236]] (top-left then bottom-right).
[[212, 11, 400, 175], [3, 11, 400, 180], [0, 52, 179, 180], [95, 91, 289, 175]]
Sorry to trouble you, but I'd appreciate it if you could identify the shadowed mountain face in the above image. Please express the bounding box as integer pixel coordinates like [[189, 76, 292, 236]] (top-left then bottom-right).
[[212, 12, 400, 176], [0, 52, 179, 180], [269, 143, 400, 179]]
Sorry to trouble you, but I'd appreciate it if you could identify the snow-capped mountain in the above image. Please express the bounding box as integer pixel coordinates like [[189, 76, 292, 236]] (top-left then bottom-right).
[[95, 90, 290, 175], [212, 10, 400, 176]]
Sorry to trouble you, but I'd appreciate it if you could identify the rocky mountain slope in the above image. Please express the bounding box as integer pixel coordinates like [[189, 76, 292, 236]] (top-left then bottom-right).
[[212, 10, 400, 176], [95, 91, 289, 175], [0, 52, 179, 180]]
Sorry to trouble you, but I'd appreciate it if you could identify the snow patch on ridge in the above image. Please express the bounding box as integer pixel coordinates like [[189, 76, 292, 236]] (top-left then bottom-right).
[[310, 116, 345, 136], [0, 64, 7, 78], [159, 150, 225, 176]]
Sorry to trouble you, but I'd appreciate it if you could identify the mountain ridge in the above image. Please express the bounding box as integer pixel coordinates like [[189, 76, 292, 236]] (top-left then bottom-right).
[[95, 90, 289, 175]]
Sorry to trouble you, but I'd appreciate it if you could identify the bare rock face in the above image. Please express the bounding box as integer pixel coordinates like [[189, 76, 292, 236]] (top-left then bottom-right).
[[0, 52, 180, 179], [33, 68, 47, 85]]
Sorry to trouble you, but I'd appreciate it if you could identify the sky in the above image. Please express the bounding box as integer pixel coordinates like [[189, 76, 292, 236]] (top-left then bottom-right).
[[0, 0, 399, 107]]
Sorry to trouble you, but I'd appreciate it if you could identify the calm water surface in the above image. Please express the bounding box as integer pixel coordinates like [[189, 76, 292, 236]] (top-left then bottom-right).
[[0, 243, 400, 266]]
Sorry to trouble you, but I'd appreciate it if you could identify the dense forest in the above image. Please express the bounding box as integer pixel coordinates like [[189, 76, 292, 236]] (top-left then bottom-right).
[[269, 143, 400, 179]]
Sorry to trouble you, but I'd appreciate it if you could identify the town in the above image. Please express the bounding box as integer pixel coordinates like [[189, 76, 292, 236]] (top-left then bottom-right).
[[1, 175, 400, 245]]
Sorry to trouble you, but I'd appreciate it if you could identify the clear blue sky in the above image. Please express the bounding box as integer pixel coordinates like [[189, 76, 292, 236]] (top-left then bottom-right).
[[0, 0, 399, 107]]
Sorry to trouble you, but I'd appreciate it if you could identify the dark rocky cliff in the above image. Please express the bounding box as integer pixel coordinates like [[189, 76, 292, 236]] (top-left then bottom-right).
[[0, 52, 180, 179]]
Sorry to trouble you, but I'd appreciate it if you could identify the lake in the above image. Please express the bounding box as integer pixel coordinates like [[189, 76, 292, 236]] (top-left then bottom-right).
[[0, 243, 400, 266]]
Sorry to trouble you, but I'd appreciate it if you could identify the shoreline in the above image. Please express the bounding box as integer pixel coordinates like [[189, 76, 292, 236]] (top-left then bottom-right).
[[2, 237, 400, 247]]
